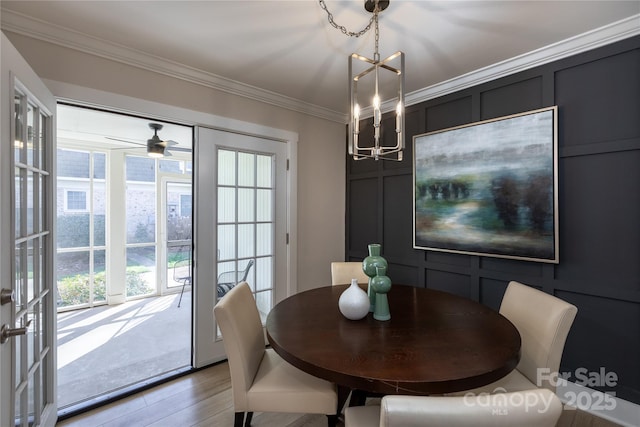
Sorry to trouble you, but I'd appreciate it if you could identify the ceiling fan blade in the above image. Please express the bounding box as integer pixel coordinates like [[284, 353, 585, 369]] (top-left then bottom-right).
[[105, 136, 146, 147], [157, 139, 178, 148], [110, 146, 146, 151], [158, 139, 191, 153], [104, 125, 189, 157], [168, 146, 192, 153]]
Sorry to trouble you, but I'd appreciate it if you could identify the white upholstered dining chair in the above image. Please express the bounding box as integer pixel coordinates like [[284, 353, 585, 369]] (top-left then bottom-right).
[[331, 261, 369, 286], [213, 282, 338, 427], [455, 280, 578, 394], [345, 389, 563, 427]]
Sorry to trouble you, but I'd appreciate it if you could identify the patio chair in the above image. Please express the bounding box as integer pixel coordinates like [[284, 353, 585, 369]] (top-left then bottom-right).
[[217, 259, 254, 299], [174, 258, 191, 307]]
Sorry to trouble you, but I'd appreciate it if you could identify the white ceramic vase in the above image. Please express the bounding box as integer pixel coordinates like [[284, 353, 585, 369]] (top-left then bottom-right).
[[338, 279, 370, 320]]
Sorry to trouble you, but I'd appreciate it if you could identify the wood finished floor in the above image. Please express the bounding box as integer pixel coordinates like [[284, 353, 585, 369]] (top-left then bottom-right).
[[56, 361, 623, 427], [55, 361, 332, 427]]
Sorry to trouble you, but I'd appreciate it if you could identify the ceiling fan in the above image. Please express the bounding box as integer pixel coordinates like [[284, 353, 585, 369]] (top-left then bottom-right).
[[106, 123, 190, 157]]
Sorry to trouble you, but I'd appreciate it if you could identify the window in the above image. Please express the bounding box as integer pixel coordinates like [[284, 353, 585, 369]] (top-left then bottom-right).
[[65, 190, 88, 212], [57, 149, 106, 309], [180, 194, 192, 217]]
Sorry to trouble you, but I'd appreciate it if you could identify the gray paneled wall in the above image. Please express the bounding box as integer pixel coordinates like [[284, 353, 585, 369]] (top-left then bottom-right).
[[345, 36, 640, 404]]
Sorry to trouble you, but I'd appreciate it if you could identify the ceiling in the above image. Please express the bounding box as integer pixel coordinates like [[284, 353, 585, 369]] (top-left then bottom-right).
[[56, 104, 194, 154], [2, 0, 639, 120]]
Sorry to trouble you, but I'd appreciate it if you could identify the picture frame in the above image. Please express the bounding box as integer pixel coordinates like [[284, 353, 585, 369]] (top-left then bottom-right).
[[413, 106, 559, 263]]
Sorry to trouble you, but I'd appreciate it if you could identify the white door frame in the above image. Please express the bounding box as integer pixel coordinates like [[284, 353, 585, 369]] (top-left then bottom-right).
[[43, 80, 298, 368]]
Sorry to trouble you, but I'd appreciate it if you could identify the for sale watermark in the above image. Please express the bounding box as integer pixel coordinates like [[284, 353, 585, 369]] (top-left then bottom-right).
[[538, 367, 618, 411], [462, 388, 558, 416], [462, 367, 620, 416], [538, 367, 618, 389]]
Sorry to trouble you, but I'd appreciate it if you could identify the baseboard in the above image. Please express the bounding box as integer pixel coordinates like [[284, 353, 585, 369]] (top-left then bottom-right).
[[556, 380, 640, 427]]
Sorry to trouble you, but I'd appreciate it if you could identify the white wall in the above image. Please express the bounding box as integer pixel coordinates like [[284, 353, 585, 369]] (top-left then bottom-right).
[[5, 31, 346, 292]]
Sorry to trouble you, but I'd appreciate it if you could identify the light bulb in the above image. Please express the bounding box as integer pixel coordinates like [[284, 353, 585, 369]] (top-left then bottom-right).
[[354, 104, 360, 133], [373, 95, 381, 127], [396, 101, 402, 132]]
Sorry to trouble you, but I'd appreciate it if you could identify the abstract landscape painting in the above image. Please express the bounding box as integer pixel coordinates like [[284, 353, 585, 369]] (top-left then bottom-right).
[[413, 107, 558, 263]]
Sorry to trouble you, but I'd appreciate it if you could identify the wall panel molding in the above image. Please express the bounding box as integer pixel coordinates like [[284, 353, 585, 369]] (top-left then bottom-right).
[[346, 35, 640, 405]]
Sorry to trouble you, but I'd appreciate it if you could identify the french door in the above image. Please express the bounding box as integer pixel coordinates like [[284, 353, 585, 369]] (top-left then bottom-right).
[[1, 34, 57, 427], [194, 127, 288, 366]]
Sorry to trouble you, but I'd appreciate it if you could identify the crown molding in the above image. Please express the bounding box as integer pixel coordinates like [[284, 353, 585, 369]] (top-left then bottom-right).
[[2, 8, 638, 123], [404, 14, 640, 108], [0, 8, 347, 124]]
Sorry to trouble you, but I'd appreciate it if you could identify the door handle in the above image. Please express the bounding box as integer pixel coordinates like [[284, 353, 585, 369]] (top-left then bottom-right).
[[1, 288, 15, 305], [1, 320, 32, 344]]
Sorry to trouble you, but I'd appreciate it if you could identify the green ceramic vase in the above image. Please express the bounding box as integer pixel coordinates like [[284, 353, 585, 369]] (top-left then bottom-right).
[[370, 266, 391, 321], [362, 243, 388, 312]]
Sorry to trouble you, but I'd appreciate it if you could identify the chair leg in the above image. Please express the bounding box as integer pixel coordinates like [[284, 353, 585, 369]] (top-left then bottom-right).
[[177, 279, 189, 307], [243, 411, 253, 426], [337, 385, 350, 414], [327, 414, 338, 427], [349, 389, 367, 407], [234, 412, 245, 427]]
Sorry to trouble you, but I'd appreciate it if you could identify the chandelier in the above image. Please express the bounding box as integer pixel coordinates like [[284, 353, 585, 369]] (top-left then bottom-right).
[[320, 0, 405, 161]]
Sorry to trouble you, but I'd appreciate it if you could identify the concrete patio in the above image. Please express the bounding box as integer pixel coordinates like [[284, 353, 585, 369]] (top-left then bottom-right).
[[57, 291, 192, 409]]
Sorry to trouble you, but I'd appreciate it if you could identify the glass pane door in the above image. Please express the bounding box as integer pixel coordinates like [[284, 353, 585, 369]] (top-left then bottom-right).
[[194, 127, 288, 366], [217, 150, 272, 322], [165, 181, 192, 302], [7, 81, 56, 426]]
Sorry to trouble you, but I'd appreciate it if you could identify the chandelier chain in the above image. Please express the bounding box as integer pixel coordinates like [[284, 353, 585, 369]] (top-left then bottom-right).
[[374, 11, 380, 60], [318, 0, 376, 38]]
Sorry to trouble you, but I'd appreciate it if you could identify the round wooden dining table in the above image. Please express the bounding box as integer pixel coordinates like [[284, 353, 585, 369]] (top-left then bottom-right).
[[266, 284, 521, 396]]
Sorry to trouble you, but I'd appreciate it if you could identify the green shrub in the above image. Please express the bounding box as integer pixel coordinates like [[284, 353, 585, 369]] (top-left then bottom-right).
[[126, 270, 154, 297], [57, 271, 106, 307], [57, 269, 153, 306]]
